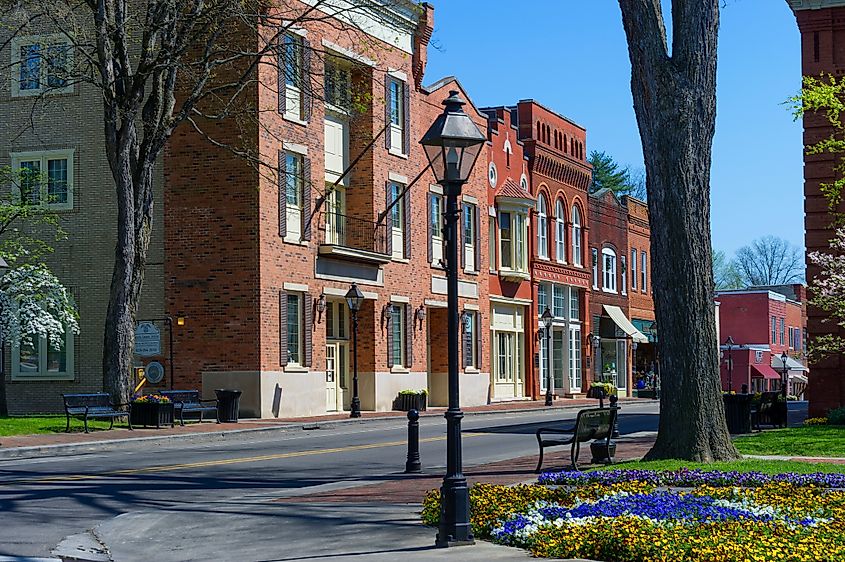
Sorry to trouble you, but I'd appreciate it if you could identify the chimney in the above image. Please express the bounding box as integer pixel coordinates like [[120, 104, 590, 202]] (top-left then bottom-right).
[[412, 3, 434, 91]]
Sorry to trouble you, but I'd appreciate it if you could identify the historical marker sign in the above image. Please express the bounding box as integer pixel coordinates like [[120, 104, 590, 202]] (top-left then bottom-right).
[[144, 361, 166, 384], [135, 322, 161, 357]]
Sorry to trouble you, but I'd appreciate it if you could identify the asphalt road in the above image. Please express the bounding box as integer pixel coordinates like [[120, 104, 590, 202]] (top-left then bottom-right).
[[0, 401, 659, 557]]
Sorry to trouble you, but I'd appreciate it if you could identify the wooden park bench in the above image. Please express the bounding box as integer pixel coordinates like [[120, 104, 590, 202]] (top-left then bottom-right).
[[752, 391, 786, 430], [62, 393, 130, 433], [160, 390, 219, 426], [535, 407, 617, 472]]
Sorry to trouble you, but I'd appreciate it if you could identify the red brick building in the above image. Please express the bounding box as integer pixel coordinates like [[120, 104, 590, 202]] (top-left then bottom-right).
[[716, 286, 808, 395], [788, 0, 845, 415], [165, 2, 493, 417]]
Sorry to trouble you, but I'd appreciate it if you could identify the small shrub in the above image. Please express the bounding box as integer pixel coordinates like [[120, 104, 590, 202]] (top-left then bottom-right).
[[805, 417, 829, 426], [398, 389, 427, 396], [827, 407, 845, 426]]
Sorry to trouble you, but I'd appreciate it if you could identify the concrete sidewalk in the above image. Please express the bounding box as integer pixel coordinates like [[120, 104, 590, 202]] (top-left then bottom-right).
[[0, 398, 643, 461]]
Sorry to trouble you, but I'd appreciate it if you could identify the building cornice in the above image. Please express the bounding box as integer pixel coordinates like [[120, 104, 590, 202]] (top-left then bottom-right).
[[787, 0, 845, 11]]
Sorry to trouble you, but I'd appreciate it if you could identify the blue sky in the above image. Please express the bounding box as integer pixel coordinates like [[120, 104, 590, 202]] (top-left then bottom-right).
[[424, 1, 804, 257]]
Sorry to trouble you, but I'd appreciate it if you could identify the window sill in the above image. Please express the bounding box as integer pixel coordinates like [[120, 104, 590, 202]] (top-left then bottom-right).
[[390, 366, 410, 374], [536, 256, 550, 262], [392, 257, 410, 264], [463, 269, 478, 276], [602, 288, 618, 294], [12, 373, 74, 382], [284, 364, 309, 374], [555, 259, 568, 265], [464, 367, 480, 374], [388, 148, 409, 159], [284, 237, 309, 246], [283, 113, 308, 127]]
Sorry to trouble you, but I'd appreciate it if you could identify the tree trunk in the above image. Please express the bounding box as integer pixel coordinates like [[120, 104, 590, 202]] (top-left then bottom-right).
[[619, 0, 739, 461], [102, 148, 154, 405], [0, 341, 7, 417]]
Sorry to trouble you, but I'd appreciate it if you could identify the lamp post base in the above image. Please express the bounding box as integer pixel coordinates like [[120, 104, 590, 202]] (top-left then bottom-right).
[[349, 398, 361, 418], [435, 476, 475, 548]]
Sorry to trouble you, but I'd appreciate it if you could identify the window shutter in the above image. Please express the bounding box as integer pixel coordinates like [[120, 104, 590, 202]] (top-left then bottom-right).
[[304, 293, 313, 367], [278, 151, 287, 238], [474, 208, 481, 272], [385, 181, 393, 256], [402, 81, 411, 155], [301, 39, 312, 121], [386, 307, 394, 367], [301, 157, 312, 241], [403, 189, 411, 259], [405, 305, 414, 368], [476, 313, 483, 370], [384, 76, 391, 150], [279, 290, 288, 366], [427, 194, 433, 264], [277, 34, 286, 114]]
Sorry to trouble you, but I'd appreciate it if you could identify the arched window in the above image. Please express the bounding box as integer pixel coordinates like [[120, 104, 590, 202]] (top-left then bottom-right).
[[537, 195, 548, 259], [602, 247, 617, 292], [563, 135, 568, 154], [571, 205, 582, 266], [555, 199, 566, 262], [537, 121, 541, 140]]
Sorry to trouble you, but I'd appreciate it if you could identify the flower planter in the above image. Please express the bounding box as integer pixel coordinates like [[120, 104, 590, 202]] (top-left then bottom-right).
[[587, 387, 608, 400], [723, 393, 752, 434], [395, 393, 427, 412], [130, 402, 175, 428]]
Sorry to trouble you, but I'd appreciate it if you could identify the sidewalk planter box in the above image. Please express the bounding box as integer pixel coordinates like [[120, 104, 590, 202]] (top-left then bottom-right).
[[723, 393, 752, 434], [635, 389, 656, 399], [129, 402, 175, 428], [395, 392, 427, 412]]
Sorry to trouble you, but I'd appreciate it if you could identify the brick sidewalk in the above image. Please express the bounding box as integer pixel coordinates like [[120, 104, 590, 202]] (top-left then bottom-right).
[[1, 397, 641, 451], [276, 434, 658, 504]]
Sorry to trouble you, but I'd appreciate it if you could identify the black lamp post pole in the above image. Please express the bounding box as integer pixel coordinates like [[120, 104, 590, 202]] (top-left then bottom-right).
[[781, 353, 789, 399], [544, 324, 552, 406], [350, 310, 361, 418], [436, 178, 473, 547]]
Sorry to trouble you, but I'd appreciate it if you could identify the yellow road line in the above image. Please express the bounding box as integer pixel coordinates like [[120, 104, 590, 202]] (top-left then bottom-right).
[[3, 432, 486, 487]]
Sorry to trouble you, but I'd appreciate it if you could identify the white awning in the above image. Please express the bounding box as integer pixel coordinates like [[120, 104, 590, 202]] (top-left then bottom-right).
[[603, 305, 649, 343], [789, 373, 809, 384], [771, 355, 809, 372]]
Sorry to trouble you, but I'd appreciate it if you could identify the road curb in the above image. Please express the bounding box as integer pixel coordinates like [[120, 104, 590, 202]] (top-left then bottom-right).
[[0, 399, 646, 461]]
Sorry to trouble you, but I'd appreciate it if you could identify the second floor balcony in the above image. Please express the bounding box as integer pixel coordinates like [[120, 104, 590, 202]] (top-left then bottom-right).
[[317, 211, 391, 265]]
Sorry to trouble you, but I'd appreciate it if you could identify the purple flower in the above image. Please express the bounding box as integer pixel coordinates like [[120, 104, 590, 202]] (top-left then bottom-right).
[[538, 469, 845, 489]]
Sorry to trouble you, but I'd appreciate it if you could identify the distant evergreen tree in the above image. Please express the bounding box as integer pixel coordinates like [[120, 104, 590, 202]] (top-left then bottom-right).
[[589, 151, 629, 194]]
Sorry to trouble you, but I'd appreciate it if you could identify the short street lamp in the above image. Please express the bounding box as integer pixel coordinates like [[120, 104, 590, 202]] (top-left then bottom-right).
[[541, 308, 553, 406], [780, 350, 789, 399], [345, 283, 364, 419], [725, 336, 735, 393], [420, 90, 486, 548]]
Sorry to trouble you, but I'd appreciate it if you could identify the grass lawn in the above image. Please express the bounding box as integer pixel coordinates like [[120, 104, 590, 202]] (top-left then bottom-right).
[[733, 425, 845, 457], [590, 457, 845, 474], [0, 416, 126, 436]]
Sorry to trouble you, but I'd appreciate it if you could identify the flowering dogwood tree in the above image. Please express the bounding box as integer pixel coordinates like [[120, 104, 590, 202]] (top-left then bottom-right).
[[808, 228, 845, 359]]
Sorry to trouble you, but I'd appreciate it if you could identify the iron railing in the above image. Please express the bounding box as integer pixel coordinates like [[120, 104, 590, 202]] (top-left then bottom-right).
[[318, 211, 389, 256]]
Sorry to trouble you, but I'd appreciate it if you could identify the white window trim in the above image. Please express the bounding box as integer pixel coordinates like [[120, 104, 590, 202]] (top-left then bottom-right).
[[571, 206, 582, 267], [641, 251, 648, 293], [286, 292, 304, 368], [390, 303, 406, 368], [602, 247, 618, 293], [631, 248, 638, 291], [283, 141, 308, 155], [536, 197, 548, 259], [463, 202, 477, 273], [321, 39, 375, 67], [11, 34, 74, 98], [497, 208, 529, 274], [591, 248, 599, 289], [555, 205, 566, 264], [12, 330, 75, 381], [11, 149, 75, 211]]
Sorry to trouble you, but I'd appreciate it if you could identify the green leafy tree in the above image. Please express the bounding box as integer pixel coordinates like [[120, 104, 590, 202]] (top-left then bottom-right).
[[712, 249, 742, 290]]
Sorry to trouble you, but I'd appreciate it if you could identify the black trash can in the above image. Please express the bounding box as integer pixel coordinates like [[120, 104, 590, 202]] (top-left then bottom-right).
[[723, 393, 752, 434], [215, 389, 242, 423]]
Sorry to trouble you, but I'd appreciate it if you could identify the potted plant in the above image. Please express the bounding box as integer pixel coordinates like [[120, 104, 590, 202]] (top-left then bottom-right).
[[395, 389, 427, 412], [129, 393, 175, 428], [587, 382, 617, 400]]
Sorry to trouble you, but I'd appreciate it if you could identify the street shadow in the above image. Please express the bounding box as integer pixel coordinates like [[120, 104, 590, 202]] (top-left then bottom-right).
[[469, 412, 658, 436]]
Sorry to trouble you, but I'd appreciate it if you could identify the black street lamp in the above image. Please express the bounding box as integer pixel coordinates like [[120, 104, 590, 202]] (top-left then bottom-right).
[[420, 90, 486, 548], [541, 308, 553, 406], [345, 283, 364, 419], [780, 350, 789, 399], [725, 335, 735, 393]]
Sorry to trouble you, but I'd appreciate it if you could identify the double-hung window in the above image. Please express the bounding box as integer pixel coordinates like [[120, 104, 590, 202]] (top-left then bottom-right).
[[621, 256, 627, 295], [592, 248, 599, 289], [463, 203, 477, 272], [285, 152, 304, 241], [12, 35, 73, 97], [602, 248, 617, 293], [571, 206, 582, 266], [390, 304, 406, 367], [390, 182, 404, 259], [12, 150, 73, 210], [641, 251, 648, 293], [463, 311, 479, 369], [537, 283, 548, 314], [555, 200, 566, 262], [570, 288, 580, 321], [287, 293, 302, 365], [488, 216, 496, 271], [631, 249, 638, 291], [771, 316, 777, 344], [498, 210, 528, 273], [430, 192, 444, 266], [388, 77, 406, 153], [552, 285, 566, 318], [536, 196, 548, 259], [13, 330, 74, 380], [282, 33, 304, 120], [780, 318, 785, 346], [324, 55, 351, 112]]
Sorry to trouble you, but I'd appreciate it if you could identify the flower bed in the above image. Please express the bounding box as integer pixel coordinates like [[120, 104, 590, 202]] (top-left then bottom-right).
[[539, 468, 845, 488], [421, 471, 845, 561]]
